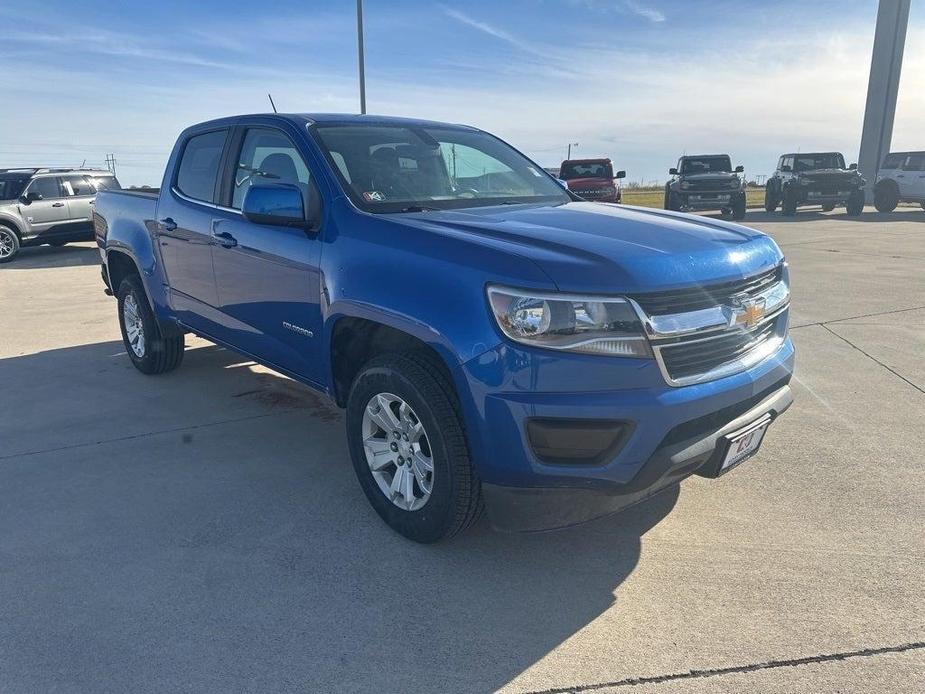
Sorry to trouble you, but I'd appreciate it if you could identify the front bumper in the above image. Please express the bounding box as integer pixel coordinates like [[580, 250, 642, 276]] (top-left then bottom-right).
[[679, 190, 743, 210], [457, 337, 794, 531]]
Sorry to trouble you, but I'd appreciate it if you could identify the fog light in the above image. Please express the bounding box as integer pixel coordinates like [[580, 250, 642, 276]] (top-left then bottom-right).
[[527, 419, 634, 466]]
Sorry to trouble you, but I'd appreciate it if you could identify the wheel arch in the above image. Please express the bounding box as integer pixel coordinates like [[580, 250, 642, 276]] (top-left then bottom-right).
[[0, 215, 25, 240]]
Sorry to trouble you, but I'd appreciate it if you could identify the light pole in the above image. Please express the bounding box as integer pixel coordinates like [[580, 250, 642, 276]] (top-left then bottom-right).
[[567, 142, 578, 159], [357, 0, 367, 114]]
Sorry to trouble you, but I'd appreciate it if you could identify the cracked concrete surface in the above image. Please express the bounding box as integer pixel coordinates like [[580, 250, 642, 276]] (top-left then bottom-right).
[[1, 209, 923, 693]]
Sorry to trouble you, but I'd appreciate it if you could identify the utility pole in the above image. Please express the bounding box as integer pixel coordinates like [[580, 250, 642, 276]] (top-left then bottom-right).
[[105, 154, 117, 177], [357, 0, 367, 114], [567, 142, 578, 159]]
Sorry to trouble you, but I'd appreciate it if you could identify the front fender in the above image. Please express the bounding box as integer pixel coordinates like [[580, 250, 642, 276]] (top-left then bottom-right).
[[0, 212, 25, 238]]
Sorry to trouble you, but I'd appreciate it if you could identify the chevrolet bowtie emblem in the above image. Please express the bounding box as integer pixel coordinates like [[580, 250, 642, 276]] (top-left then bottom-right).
[[730, 294, 767, 329]]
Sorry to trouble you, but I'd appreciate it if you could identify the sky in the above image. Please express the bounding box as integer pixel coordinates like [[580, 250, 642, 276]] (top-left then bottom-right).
[[1, 0, 922, 187]]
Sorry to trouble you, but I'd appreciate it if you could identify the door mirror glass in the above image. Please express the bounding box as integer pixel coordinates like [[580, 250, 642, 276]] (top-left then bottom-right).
[[849, 163, 858, 170], [615, 170, 626, 179], [242, 184, 306, 228], [781, 165, 792, 173], [668, 167, 678, 175], [734, 165, 744, 173]]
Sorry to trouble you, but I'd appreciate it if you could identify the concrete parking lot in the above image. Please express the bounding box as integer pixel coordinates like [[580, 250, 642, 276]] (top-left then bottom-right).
[[1, 209, 923, 693]]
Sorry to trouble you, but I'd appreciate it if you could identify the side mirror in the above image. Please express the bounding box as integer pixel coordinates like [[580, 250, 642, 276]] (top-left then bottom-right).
[[23, 191, 43, 203], [849, 163, 858, 170], [242, 184, 308, 229], [734, 165, 744, 173], [669, 167, 678, 175], [614, 170, 626, 179], [781, 165, 792, 173]]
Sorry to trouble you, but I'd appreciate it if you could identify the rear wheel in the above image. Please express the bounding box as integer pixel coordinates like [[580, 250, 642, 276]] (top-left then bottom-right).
[[0, 225, 20, 263], [117, 275, 184, 375], [874, 183, 899, 212], [346, 352, 483, 543], [845, 190, 865, 216]]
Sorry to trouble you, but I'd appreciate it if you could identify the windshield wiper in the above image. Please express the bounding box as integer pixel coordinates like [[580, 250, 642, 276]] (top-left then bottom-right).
[[396, 204, 441, 213]]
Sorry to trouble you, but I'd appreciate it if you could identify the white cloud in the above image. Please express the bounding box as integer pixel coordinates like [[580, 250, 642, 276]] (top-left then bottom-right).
[[624, 1, 665, 23], [441, 6, 546, 55]]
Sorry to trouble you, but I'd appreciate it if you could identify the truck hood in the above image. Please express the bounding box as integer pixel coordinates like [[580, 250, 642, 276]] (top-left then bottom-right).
[[396, 202, 782, 294]]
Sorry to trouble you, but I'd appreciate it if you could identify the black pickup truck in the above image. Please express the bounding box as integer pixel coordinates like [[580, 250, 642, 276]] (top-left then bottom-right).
[[664, 155, 746, 220], [764, 152, 865, 216]]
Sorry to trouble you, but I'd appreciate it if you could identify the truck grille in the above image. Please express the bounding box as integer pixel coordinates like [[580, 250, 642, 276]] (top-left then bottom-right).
[[632, 265, 790, 385], [632, 266, 781, 316], [658, 319, 779, 381]]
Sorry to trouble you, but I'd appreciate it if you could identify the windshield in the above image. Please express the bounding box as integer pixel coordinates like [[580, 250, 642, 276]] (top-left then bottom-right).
[[680, 156, 732, 174], [559, 161, 613, 180], [0, 174, 31, 200], [310, 123, 570, 212], [793, 153, 845, 171]]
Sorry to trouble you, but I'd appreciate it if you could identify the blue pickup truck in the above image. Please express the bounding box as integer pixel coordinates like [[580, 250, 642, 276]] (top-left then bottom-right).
[[94, 113, 794, 542]]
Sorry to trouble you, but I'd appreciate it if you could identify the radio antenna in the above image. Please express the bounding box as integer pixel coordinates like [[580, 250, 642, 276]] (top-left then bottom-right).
[[268, 93, 278, 114]]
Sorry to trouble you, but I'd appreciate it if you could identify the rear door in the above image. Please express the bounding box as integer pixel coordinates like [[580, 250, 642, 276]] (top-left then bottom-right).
[[901, 153, 925, 200], [155, 128, 230, 331], [20, 176, 69, 237], [208, 123, 324, 382], [60, 175, 97, 235]]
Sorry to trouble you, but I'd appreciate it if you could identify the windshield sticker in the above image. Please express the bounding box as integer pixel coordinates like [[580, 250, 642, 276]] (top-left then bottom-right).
[[363, 191, 385, 202]]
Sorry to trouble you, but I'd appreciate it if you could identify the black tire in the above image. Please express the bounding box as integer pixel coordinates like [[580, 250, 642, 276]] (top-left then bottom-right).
[[764, 183, 779, 213], [663, 186, 670, 210], [821, 203, 836, 212], [0, 224, 21, 263], [117, 275, 184, 375], [346, 352, 483, 543], [845, 191, 864, 216], [731, 194, 746, 220], [873, 183, 899, 212], [781, 188, 797, 216], [666, 191, 682, 212]]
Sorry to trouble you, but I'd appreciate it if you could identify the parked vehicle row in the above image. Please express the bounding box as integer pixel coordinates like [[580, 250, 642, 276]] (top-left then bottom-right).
[[0, 168, 121, 262], [93, 113, 794, 542]]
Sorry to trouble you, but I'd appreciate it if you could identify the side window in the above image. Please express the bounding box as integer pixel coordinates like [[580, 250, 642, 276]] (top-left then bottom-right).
[[90, 176, 121, 191], [61, 175, 95, 197], [903, 153, 925, 172], [881, 154, 905, 170], [176, 130, 228, 203], [26, 176, 62, 199], [232, 128, 311, 210]]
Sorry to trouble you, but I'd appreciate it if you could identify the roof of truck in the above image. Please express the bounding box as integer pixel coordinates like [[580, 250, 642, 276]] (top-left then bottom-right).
[[187, 113, 480, 131]]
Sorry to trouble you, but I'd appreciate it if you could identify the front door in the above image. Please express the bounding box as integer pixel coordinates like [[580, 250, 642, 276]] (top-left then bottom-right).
[[21, 176, 69, 237], [209, 125, 323, 382]]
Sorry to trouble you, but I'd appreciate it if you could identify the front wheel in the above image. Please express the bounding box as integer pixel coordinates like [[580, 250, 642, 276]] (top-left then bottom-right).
[[666, 191, 682, 212], [874, 184, 899, 212], [845, 191, 865, 216], [346, 353, 483, 543], [781, 189, 798, 216], [0, 225, 20, 263], [731, 194, 746, 220], [117, 275, 185, 374]]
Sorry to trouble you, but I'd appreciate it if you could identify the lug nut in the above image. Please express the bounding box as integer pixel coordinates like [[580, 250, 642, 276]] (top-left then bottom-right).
[[390, 442, 398, 452]]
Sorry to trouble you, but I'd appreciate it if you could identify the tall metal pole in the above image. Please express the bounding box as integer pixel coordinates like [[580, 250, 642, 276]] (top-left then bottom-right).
[[357, 0, 367, 115], [858, 0, 910, 201]]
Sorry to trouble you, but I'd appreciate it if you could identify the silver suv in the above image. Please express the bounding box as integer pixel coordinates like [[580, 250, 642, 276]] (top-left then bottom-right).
[[874, 151, 925, 212], [0, 168, 121, 263]]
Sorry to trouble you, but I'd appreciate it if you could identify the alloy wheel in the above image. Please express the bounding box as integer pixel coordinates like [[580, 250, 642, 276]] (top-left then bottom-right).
[[0, 229, 15, 259], [361, 392, 434, 511], [122, 293, 146, 358]]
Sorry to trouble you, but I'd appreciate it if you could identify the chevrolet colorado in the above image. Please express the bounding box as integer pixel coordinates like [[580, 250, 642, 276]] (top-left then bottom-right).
[[94, 114, 794, 542]]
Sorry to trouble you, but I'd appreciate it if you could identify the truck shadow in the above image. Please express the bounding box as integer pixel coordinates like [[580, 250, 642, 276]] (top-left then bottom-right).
[[734, 209, 925, 224], [0, 340, 678, 693], [3, 242, 100, 270]]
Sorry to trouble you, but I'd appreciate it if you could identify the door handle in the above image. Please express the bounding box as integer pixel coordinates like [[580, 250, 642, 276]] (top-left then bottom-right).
[[52, 202, 65, 208], [160, 217, 177, 232], [212, 230, 238, 248]]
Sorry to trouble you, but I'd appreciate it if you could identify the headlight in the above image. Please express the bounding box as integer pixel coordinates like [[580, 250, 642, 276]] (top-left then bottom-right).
[[487, 286, 652, 357], [680, 181, 691, 190]]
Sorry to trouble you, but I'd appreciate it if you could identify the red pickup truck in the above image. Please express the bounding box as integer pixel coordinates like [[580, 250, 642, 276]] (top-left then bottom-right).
[[559, 158, 625, 203]]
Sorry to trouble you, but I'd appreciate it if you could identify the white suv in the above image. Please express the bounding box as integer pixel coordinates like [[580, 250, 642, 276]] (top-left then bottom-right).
[[874, 151, 925, 212]]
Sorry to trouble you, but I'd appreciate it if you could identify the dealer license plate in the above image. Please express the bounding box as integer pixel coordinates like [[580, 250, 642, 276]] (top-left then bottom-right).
[[720, 417, 770, 472]]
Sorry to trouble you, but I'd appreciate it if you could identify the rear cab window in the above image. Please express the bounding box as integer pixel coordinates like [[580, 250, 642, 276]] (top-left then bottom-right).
[[176, 130, 228, 203]]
